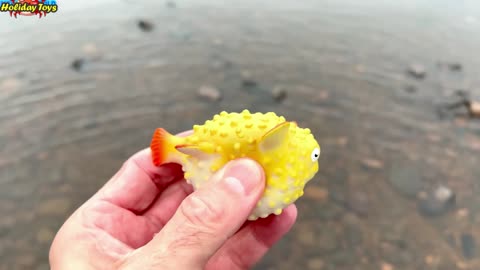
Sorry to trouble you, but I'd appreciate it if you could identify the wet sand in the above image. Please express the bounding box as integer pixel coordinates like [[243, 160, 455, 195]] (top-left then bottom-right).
[[1, 0, 480, 269]]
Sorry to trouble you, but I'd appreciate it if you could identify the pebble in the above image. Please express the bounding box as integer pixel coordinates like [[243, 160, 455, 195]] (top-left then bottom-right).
[[469, 101, 480, 117], [347, 191, 369, 216], [381, 262, 394, 270], [241, 70, 257, 87], [388, 164, 424, 198], [448, 62, 462, 71], [37, 198, 72, 216], [82, 43, 98, 56], [16, 254, 36, 267], [304, 186, 328, 202], [36, 227, 55, 244], [166, 1, 176, 8], [0, 77, 21, 94], [307, 258, 325, 270], [137, 19, 154, 32], [404, 85, 417, 93], [361, 158, 384, 170], [271, 86, 287, 102], [71, 58, 85, 71], [407, 64, 426, 79], [461, 233, 476, 259], [417, 185, 455, 217], [197, 85, 222, 101]]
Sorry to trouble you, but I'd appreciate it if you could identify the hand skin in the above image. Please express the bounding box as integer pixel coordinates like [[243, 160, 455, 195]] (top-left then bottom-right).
[[49, 131, 298, 270]]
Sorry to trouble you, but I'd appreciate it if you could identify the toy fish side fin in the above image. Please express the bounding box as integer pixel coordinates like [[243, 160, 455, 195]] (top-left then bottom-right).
[[150, 128, 180, 166], [258, 121, 291, 152], [175, 142, 214, 159]]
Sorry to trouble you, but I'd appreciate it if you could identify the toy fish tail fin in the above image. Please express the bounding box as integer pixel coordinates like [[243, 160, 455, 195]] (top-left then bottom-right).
[[150, 128, 177, 166]]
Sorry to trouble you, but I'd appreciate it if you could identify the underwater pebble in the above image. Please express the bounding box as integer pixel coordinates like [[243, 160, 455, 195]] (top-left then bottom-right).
[[304, 186, 328, 202], [469, 101, 480, 117], [197, 85, 222, 101], [448, 62, 462, 71], [71, 58, 85, 72], [361, 158, 384, 170], [407, 64, 426, 79], [0, 77, 21, 94], [381, 262, 394, 270], [166, 1, 176, 8], [37, 198, 72, 216], [347, 191, 369, 216], [241, 70, 257, 87], [137, 19, 154, 32], [307, 258, 325, 270], [36, 227, 55, 244], [388, 164, 423, 198], [404, 85, 417, 93], [16, 254, 36, 268], [417, 185, 455, 217], [271, 86, 287, 102], [461, 233, 476, 259]]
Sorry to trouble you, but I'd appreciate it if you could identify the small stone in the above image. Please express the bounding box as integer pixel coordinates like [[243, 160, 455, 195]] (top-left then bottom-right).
[[448, 62, 462, 71], [307, 258, 325, 270], [297, 226, 316, 246], [362, 158, 384, 170], [241, 70, 257, 87], [37, 198, 72, 216], [271, 86, 287, 102], [457, 208, 469, 218], [304, 186, 328, 202], [336, 136, 348, 146], [0, 77, 21, 94], [71, 58, 85, 71], [314, 90, 330, 102], [407, 64, 426, 79], [347, 191, 369, 216], [404, 85, 417, 93], [16, 254, 36, 267], [166, 1, 176, 8], [381, 262, 394, 270], [197, 85, 222, 101], [36, 227, 55, 244], [137, 19, 154, 32], [469, 101, 480, 117], [461, 233, 476, 259], [388, 164, 424, 198], [82, 43, 98, 56], [418, 185, 456, 217]]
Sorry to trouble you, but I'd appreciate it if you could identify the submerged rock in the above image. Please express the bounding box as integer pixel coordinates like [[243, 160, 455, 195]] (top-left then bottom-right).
[[71, 58, 85, 71], [241, 70, 257, 87], [271, 86, 287, 102], [137, 19, 154, 32], [407, 64, 426, 79], [197, 85, 222, 102], [388, 164, 424, 198], [461, 233, 476, 259], [417, 185, 456, 217]]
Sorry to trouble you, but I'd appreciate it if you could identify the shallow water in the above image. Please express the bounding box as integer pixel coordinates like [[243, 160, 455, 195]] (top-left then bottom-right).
[[1, 0, 480, 269]]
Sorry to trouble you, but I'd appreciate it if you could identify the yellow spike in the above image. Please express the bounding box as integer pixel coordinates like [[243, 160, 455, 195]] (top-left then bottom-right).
[[234, 143, 241, 151]]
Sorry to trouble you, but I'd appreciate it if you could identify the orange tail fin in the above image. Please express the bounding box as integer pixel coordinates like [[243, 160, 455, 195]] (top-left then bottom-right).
[[150, 128, 176, 166]]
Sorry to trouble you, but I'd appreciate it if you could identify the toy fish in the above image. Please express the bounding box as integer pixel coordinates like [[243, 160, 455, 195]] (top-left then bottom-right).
[[150, 110, 320, 220]]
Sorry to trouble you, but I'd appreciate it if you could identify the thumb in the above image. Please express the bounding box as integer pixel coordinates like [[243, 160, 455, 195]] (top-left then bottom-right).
[[122, 158, 265, 269]]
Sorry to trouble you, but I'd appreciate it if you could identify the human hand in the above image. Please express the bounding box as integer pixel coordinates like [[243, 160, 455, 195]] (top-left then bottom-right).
[[49, 131, 297, 270]]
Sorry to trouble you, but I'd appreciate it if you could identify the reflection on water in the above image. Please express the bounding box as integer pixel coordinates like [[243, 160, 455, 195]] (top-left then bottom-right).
[[1, 0, 480, 269]]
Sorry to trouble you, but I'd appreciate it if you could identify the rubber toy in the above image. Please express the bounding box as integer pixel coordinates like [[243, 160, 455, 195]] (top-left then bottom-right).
[[150, 110, 320, 220]]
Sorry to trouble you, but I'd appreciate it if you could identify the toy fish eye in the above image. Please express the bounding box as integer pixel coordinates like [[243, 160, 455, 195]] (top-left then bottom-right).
[[311, 148, 320, 162]]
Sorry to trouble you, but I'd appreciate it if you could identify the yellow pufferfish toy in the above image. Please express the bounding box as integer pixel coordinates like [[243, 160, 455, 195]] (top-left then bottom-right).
[[150, 110, 320, 220]]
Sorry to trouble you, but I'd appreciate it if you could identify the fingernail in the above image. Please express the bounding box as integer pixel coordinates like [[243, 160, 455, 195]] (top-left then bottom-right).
[[223, 159, 262, 195]]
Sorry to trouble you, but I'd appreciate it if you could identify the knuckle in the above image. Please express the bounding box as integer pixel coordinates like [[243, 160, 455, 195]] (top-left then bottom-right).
[[180, 194, 225, 231]]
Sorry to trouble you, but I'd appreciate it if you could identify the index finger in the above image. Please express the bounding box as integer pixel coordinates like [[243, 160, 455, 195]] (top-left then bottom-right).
[[94, 130, 192, 213]]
